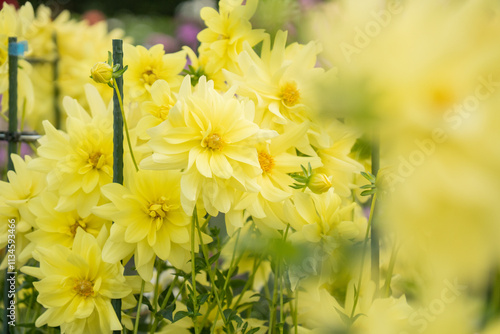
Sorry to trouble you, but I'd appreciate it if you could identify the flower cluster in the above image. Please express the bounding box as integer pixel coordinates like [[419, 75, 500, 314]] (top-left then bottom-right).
[[2, 0, 500, 333]]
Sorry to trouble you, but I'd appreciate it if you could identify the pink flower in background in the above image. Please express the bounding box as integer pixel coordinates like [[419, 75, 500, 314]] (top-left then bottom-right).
[[176, 21, 201, 51]]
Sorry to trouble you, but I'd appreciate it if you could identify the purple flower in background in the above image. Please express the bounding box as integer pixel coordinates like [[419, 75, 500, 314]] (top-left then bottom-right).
[[145, 33, 180, 53], [176, 21, 202, 51]]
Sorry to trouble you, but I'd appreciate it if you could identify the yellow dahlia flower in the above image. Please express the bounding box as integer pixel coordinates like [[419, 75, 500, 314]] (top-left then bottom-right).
[[136, 79, 176, 141], [28, 84, 113, 217], [308, 121, 364, 198], [27, 190, 111, 249], [284, 189, 365, 244], [0, 154, 46, 268], [226, 122, 321, 233], [142, 75, 277, 216], [197, 0, 266, 72], [224, 30, 323, 127], [93, 169, 210, 281], [21, 228, 132, 334], [124, 43, 186, 102]]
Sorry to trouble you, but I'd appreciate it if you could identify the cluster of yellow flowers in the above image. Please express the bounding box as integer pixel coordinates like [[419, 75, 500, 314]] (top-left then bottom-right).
[[2, 0, 500, 333], [0, 2, 127, 132]]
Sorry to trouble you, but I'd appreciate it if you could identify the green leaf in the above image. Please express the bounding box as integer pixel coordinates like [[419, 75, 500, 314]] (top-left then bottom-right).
[[198, 293, 210, 306], [157, 303, 176, 322], [360, 171, 375, 183], [246, 328, 261, 334], [112, 65, 128, 78], [107, 51, 112, 65], [173, 310, 190, 323], [141, 296, 154, 312], [300, 164, 309, 176], [209, 251, 221, 266], [361, 189, 376, 196]]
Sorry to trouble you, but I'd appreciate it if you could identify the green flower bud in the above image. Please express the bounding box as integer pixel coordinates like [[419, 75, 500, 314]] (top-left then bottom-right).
[[308, 173, 333, 194]]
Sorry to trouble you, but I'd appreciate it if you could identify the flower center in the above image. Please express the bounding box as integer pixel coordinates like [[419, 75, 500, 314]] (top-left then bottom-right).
[[157, 106, 170, 120], [142, 67, 158, 86], [258, 151, 275, 173], [281, 81, 300, 107], [69, 219, 87, 237], [149, 196, 176, 230], [73, 279, 94, 297], [203, 133, 224, 151], [88, 152, 104, 169]]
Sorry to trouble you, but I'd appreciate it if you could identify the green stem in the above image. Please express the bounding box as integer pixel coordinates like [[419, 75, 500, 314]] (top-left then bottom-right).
[[350, 193, 377, 318], [149, 275, 179, 334], [193, 210, 228, 327], [294, 288, 299, 334], [383, 240, 399, 297], [202, 228, 242, 330], [112, 80, 138, 172], [191, 210, 200, 334], [371, 131, 380, 292], [270, 264, 279, 334], [133, 280, 145, 334]]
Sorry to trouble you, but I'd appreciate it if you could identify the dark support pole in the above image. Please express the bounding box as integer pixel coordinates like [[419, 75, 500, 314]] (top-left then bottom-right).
[[53, 33, 61, 129], [371, 131, 380, 293], [7, 37, 18, 171], [112, 39, 124, 333], [3, 36, 18, 334]]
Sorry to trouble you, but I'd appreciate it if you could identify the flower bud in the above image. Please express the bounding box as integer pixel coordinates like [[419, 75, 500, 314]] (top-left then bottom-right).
[[90, 62, 112, 84], [308, 173, 333, 194]]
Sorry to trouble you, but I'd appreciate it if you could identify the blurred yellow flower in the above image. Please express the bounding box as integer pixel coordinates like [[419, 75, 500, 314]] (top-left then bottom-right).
[[197, 0, 266, 72], [0, 154, 46, 268]]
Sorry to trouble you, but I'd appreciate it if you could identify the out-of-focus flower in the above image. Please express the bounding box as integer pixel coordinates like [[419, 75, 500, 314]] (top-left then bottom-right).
[[197, 0, 266, 72], [176, 21, 201, 51], [82, 10, 106, 25], [0, 154, 46, 268]]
